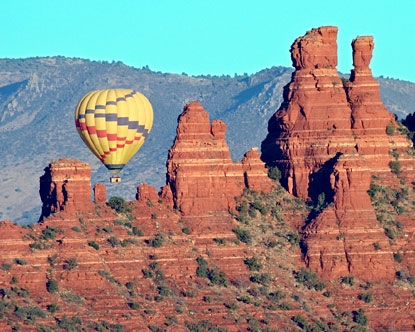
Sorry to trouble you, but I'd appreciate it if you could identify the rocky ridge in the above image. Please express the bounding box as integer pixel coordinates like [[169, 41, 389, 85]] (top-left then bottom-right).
[[261, 26, 415, 281], [1, 26, 415, 331]]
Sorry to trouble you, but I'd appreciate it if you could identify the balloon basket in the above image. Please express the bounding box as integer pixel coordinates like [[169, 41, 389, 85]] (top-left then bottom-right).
[[110, 176, 122, 183]]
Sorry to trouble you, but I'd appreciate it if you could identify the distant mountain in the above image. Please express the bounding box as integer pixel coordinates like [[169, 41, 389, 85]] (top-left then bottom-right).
[[1, 57, 414, 224]]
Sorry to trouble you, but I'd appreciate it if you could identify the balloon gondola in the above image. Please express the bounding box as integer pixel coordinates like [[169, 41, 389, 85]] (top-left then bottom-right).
[[75, 89, 153, 182]]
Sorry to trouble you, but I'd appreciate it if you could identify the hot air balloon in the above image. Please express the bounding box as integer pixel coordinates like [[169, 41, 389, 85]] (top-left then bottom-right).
[[75, 89, 153, 183]]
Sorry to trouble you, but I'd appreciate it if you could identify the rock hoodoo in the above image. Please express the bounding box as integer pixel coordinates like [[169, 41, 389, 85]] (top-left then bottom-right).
[[166, 101, 273, 215], [93, 183, 107, 203], [39, 158, 93, 219], [261, 26, 356, 200], [261, 26, 415, 280]]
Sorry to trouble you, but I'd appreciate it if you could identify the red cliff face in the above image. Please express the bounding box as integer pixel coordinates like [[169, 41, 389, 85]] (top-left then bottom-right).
[[39, 158, 94, 219]]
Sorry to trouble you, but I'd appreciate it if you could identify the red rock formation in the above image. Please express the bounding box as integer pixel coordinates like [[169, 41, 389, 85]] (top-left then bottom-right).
[[261, 26, 356, 200], [94, 183, 107, 203], [39, 158, 93, 218], [166, 101, 245, 215], [241, 147, 274, 193], [261, 26, 415, 281], [303, 155, 395, 280], [136, 183, 159, 203], [346, 36, 396, 137]]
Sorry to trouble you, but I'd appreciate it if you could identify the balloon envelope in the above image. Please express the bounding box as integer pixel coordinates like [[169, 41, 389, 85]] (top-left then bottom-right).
[[75, 89, 153, 174]]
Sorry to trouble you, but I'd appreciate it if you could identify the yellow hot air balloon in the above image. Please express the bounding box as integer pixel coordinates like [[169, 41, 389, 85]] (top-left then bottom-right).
[[75, 89, 153, 182]]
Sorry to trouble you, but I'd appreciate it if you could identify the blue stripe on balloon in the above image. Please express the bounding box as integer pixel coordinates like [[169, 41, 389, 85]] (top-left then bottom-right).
[[106, 101, 116, 105], [128, 121, 139, 129], [117, 117, 129, 125], [105, 114, 118, 121], [86, 109, 95, 114], [95, 105, 106, 110]]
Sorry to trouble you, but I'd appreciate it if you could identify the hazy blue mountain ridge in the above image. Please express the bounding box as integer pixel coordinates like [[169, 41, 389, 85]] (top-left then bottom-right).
[[0, 57, 414, 224]]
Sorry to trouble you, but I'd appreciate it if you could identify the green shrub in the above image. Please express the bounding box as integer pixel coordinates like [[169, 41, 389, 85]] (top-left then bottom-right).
[[196, 257, 209, 278], [48, 254, 58, 267], [108, 197, 132, 213], [279, 302, 292, 310], [286, 231, 301, 246], [248, 207, 257, 218], [384, 227, 396, 240], [353, 308, 368, 325], [29, 242, 49, 250], [358, 292, 374, 303], [244, 257, 262, 271], [1, 263, 11, 271], [46, 278, 59, 293], [292, 314, 309, 329], [128, 302, 140, 310], [233, 227, 252, 245], [107, 236, 121, 247], [213, 238, 226, 245], [149, 262, 159, 271], [158, 285, 170, 296], [14, 258, 27, 265], [250, 273, 271, 286], [42, 226, 58, 240], [208, 268, 228, 286], [166, 315, 178, 326], [224, 302, 238, 310], [268, 166, 281, 181], [389, 161, 401, 175], [88, 240, 99, 250], [394, 252, 403, 263], [142, 269, 154, 279], [396, 269, 407, 281], [63, 258, 78, 270], [132, 226, 143, 236], [267, 290, 285, 303], [14, 305, 46, 321], [47, 303, 60, 313], [315, 192, 328, 211], [340, 275, 355, 286], [182, 227, 191, 235], [71, 227, 81, 233], [148, 233, 164, 247], [125, 281, 134, 290], [294, 268, 326, 290], [155, 270, 165, 281], [386, 121, 395, 135], [181, 290, 195, 298], [237, 295, 252, 304]]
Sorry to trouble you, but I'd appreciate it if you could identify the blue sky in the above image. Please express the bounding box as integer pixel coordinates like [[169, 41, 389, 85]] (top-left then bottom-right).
[[2, 0, 414, 81]]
